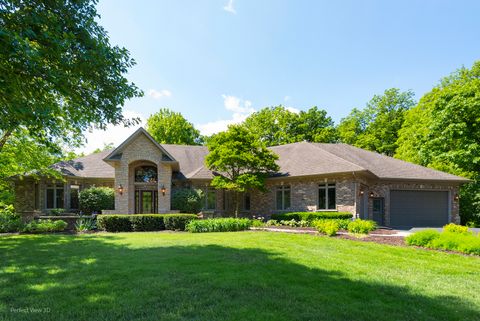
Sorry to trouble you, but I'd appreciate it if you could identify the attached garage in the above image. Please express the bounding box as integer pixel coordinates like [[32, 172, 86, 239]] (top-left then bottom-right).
[[390, 190, 449, 228]]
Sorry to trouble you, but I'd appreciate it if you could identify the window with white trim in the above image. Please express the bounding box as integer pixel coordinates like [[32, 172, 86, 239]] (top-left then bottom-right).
[[276, 186, 291, 210], [318, 183, 336, 210], [46, 184, 64, 209]]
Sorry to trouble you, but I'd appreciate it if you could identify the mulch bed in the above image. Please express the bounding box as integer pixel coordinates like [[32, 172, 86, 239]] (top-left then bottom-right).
[[336, 234, 406, 246]]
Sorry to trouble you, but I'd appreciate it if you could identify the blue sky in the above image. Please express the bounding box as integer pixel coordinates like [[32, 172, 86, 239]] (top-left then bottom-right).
[[80, 0, 480, 152]]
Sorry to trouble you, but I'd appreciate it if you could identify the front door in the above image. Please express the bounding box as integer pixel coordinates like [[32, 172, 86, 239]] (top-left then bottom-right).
[[135, 190, 158, 214], [372, 198, 384, 226]]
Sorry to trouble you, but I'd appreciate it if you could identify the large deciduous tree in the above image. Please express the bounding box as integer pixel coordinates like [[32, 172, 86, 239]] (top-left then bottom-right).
[[242, 106, 336, 147], [337, 88, 415, 156], [396, 61, 480, 225], [205, 125, 279, 217], [0, 0, 142, 151], [146, 108, 203, 145]]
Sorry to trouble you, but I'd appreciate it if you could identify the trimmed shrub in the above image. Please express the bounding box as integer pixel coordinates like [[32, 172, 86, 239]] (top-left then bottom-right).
[[164, 214, 198, 231], [347, 219, 376, 235], [405, 229, 441, 246], [265, 220, 280, 227], [171, 188, 203, 214], [130, 215, 165, 231], [271, 212, 353, 222], [97, 214, 198, 232], [24, 219, 67, 233], [186, 218, 252, 233], [443, 223, 470, 234], [97, 215, 132, 232], [315, 220, 339, 236], [79, 186, 115, 214], [0, 203, 23, 233]]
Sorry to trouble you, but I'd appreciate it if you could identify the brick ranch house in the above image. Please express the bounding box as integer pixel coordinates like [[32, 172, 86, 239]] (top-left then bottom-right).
[[14, 127, 469, 228]]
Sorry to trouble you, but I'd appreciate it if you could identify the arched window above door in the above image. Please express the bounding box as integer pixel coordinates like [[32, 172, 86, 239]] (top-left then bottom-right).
[[135, 166, 157, 183]]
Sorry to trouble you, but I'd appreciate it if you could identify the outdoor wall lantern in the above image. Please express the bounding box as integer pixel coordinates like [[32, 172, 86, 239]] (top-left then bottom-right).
[[454, 194, 460, 201], [160, 185, 167, 196], [117, 184, 124, 195], [369, 191, 374, 198], [359, 190, 364, 196]]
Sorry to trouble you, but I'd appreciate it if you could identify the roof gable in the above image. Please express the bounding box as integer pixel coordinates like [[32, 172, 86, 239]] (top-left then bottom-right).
[[103, 127, 176, 163]]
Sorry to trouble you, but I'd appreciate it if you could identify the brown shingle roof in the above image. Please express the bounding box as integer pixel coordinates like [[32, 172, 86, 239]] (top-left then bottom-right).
[[50, 141, 469, 183], [52, 150, 114, 178], [313, 143, 468, 182]]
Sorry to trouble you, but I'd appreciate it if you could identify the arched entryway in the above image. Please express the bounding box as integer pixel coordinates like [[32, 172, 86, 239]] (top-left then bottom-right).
[[131, 161, 158, 214]]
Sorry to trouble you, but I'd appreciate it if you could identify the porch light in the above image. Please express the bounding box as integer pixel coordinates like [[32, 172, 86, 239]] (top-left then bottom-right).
[[117, 184, 124, 195], [454, 194, 460, 201], [359, 190, 364, 196], [160, 185, 166, 196], [369, 191, 374, 198]]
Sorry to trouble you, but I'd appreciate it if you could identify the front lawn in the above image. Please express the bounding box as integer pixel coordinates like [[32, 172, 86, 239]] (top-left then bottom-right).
[[0, 232, 479, 321]]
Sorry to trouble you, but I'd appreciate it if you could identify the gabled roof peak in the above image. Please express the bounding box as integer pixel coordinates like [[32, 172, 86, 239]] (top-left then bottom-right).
[[103, 127, 177, 163]]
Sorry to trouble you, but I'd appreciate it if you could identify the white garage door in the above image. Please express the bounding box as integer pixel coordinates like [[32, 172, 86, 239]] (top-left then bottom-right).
[[390, 190, 449, 228]]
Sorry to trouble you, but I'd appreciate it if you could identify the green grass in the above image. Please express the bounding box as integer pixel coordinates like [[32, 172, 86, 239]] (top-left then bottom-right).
[[0, 232, 479, 321]]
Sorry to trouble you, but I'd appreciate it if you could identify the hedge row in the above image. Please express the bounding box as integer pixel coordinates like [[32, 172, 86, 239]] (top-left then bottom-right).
[[271, 212, 353, 221], [97, 214, 198, 232], [186, 218, 252, 233]]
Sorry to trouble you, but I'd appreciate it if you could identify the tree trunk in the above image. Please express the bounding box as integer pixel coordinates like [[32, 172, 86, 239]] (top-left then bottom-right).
[[234, 191, 240, 218], [0, 130, 12, 152]]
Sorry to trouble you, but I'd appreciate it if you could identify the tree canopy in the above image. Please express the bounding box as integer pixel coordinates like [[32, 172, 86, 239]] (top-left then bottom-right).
[[0, 0, 142, 151], [337, 88, 416, 156], [242, 106, 337, 147], [205, 125, 279, 216], [395, 61, 480, 224], [146, 108, 203, 145]]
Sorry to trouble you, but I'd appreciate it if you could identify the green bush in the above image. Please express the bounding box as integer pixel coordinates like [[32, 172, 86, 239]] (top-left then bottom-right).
[[75, 218, 97, 232], [97, 214, 198, 232], [250, 219, 264, 227], [443, 223, 470, 234], [130, 215, 165, 231], [97, 215, 132, 232], [315, 220, 339, 236], [49, 208, 66, 216], [406, 230, 480, 255], [79, 186, 115, 214], [24, 219, 67, 233], [313, 218, 350, 230], [0, 203, 23, 233], [171, 188, 203, 214], [164, 214, 198, 231], [405, 229, 441, 246], [271, 212, 353, 222], [265, 219, 280, 227], [186, 218, 252, 233], [347, 219, 376, 235]]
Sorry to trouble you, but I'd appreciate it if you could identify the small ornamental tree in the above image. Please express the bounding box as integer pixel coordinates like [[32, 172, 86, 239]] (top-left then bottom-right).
[[79, 186, 114, 214], [171, 188, 203, 214], [205, 125, 279, 217]]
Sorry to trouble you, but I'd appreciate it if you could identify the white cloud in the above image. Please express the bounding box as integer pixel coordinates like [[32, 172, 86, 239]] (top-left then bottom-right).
[[196, 95, 254, 136], [286, 106, 300, 114], [148, 89, 172, 99], [223, 0, 236, 14], [76, 109, 146, 154]]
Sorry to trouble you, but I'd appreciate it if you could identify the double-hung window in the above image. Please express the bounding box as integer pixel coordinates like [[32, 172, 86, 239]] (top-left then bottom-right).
[[276, 186, 291, 210], [46, 184, 64, 209], [318, 183, 336, 210], [204, 188, 216, 210]]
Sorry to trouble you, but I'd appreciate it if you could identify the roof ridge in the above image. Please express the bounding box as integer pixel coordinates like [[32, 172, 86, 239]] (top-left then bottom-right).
[[335, 143, 464, 178], [308, 142, 367, 172]]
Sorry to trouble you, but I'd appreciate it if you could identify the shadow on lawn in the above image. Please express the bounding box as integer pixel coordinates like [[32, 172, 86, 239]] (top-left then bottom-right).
[[0, 234, 478, 321]]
